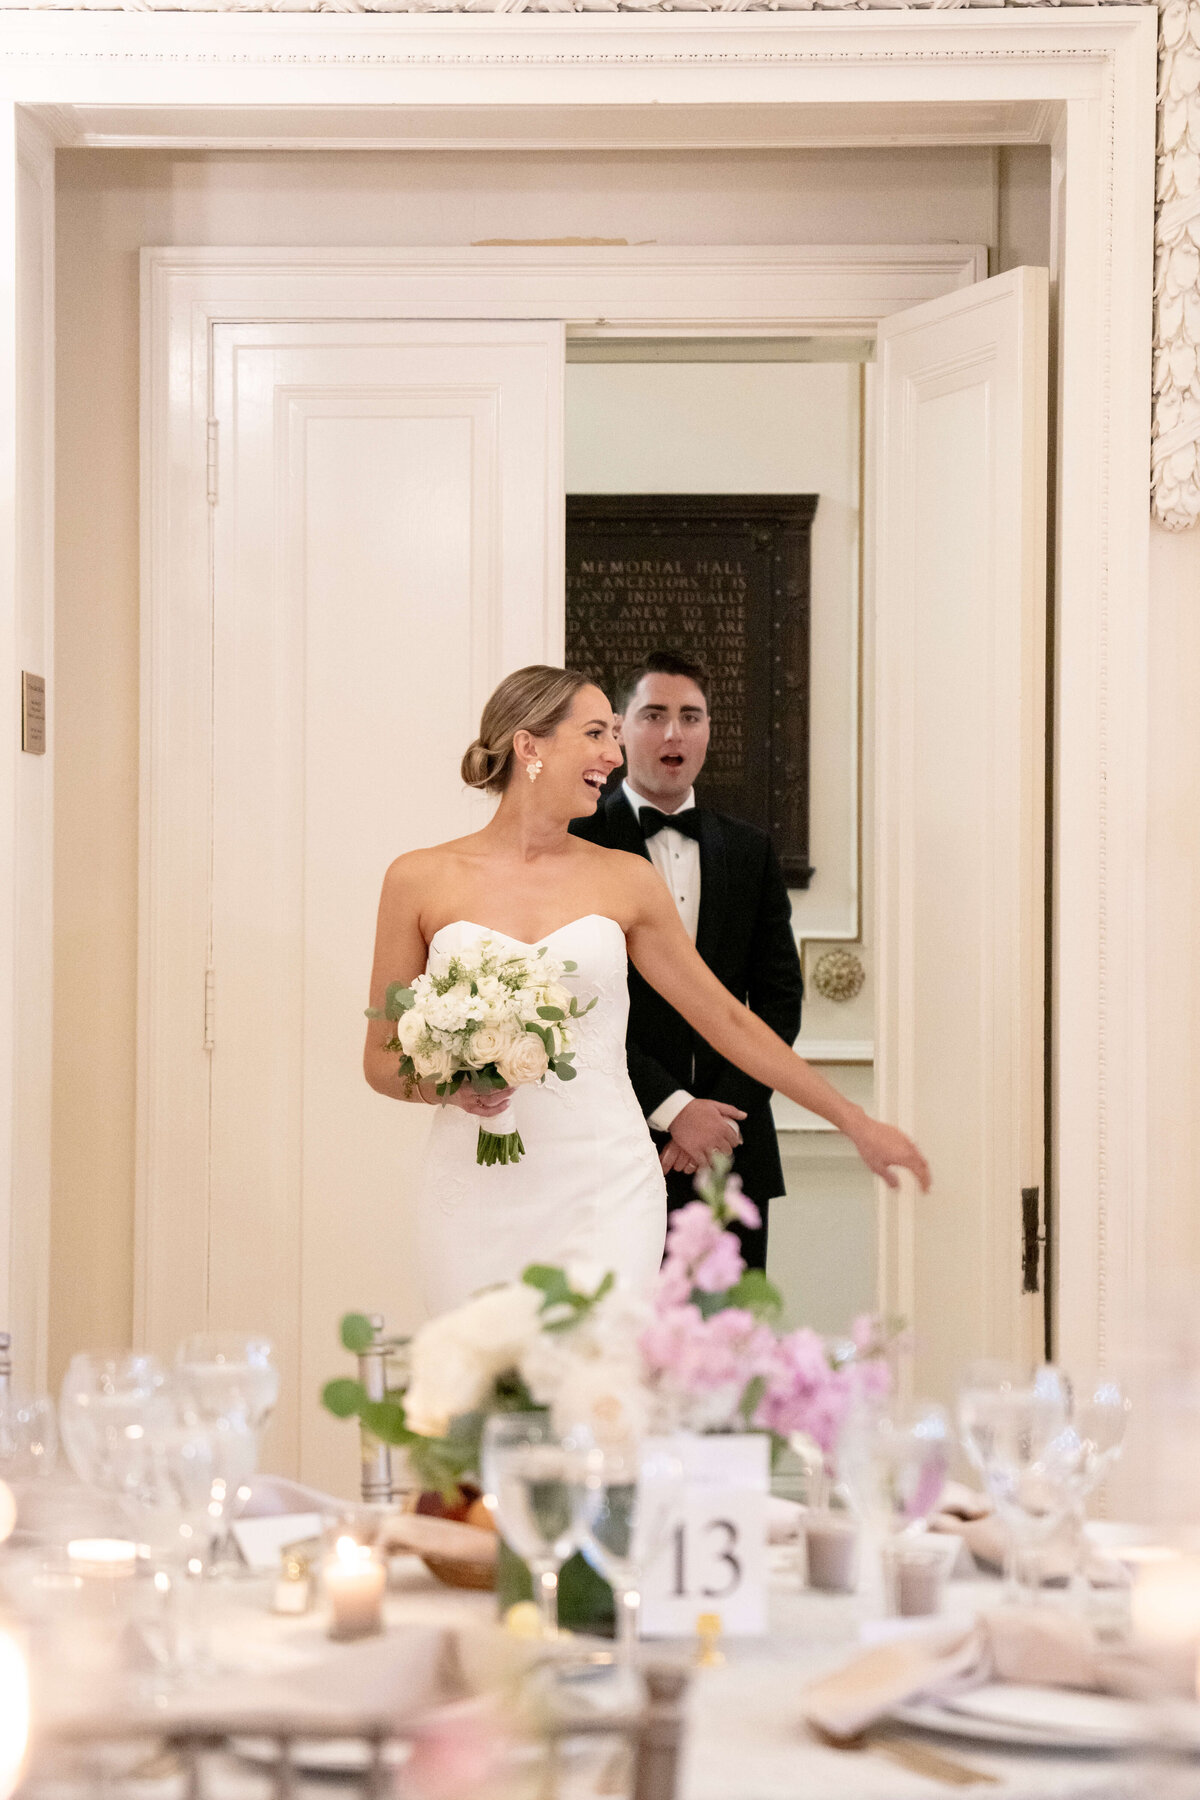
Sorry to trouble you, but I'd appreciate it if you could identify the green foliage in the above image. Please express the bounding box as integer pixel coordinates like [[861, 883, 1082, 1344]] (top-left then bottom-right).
[[322, 1378, 367, 1418], [340, 1314, 378, 1353], [725, 1268, 783, 1323], [523, 1263, 614, 1332]]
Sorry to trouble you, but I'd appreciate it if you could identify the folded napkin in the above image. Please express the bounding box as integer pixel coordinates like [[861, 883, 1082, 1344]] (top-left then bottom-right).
[[927, 1484, 1011, 1574], [801, 1607, 1169, 1744]]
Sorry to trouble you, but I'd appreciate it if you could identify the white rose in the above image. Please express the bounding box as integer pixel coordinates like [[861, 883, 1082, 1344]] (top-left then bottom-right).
[[395, 1009, 425, 1056], [496, 1033, 550, 1088], [547, 1357, 651, 1448], [404, 1284, 542, 1436], [540, 983, 573, 1015], [463, 1020, 519, 1070], [449, 1282, 544, 1360], [412, 1040, 457, 1085], [403, 1338, 490, 1438]]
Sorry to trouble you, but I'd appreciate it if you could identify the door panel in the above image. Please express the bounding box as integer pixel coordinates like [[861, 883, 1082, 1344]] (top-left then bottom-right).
[[873, 268, 1048, 1406], [206, 322, 563, 1486]]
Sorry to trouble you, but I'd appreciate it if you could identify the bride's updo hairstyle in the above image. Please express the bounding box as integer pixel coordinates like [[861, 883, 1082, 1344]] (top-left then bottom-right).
[[461, 665, 596, 796]]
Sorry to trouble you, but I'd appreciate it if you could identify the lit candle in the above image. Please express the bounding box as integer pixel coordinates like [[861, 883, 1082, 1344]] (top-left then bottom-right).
[[66, 1538, 138, 1579], [323, 1535, 386, 1641]]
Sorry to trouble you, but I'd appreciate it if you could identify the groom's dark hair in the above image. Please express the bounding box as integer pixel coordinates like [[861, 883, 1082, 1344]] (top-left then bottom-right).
[[614, 650, 710, 716]]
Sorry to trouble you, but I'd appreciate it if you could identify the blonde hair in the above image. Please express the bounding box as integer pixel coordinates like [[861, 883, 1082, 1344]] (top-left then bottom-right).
[[461, 665, 597, 796]]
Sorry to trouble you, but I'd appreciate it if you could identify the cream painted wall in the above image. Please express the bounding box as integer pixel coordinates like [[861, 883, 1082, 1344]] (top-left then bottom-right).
[[52, 143, 1050, 1383]]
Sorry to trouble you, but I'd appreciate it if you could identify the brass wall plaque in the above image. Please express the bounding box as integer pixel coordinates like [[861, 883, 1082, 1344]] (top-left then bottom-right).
[[566, 494, 817, 886], [21, 673, 45, 756]]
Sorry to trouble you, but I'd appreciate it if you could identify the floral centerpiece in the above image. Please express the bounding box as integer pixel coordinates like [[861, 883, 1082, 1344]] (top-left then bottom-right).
[[368, 937, 595, 1166], [323, 1158, 891, 1501]]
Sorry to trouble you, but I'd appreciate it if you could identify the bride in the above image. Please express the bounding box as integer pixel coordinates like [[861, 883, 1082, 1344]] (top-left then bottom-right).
[[365, 665, 929, 1313]]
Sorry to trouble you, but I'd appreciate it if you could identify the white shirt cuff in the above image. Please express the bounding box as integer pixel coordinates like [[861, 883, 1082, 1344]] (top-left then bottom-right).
[[648, 1090, 695, 1134]]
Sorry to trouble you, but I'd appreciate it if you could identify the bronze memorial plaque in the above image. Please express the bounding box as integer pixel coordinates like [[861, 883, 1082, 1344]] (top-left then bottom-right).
[[565, 494, 817, 887]]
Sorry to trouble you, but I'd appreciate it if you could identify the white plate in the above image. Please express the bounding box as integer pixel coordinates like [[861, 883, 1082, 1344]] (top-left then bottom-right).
[[893, 1684, 1148, 1752], [230, 1735, 411, 1775]]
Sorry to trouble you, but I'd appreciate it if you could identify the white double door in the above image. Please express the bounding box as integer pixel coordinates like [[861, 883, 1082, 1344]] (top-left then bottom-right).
[[183, 280, 1045, 1491]]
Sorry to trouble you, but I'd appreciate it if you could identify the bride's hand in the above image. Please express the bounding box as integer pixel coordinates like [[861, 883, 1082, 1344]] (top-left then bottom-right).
[[440, 1082, 516, 1119], [847, 1113, 932, 1192]]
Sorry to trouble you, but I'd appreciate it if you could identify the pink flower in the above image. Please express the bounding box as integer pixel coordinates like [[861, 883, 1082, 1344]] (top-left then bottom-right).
[[693, 1234, 745, 1294], [721, 1173, 762, 1231], [665, 1201, 726, 1264]]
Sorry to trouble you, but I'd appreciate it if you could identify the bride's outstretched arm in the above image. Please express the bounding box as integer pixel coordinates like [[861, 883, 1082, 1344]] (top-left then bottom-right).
[[623, 862, 931, 1192]]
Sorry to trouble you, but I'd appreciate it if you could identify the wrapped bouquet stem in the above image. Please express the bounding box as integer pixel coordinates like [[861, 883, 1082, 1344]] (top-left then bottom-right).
[[367, 937, 595, 1167]]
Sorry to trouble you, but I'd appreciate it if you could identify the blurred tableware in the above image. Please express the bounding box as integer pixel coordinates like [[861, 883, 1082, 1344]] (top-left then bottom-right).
[[570, 1437, 682, 1666], [957, 1362, 1073, 1601], [384, 1511, 498, 1591], [838, 1396, 951, 1611], [803, 1513, 859, 1593], [58, 1351, 165, 1490], [481, 1413, 578, 1638], [174, 1333, 279, 1436], [324, 1535, 386, 1641], [0, 1394, 56, 1484], [880, 1537, 954, 1617]]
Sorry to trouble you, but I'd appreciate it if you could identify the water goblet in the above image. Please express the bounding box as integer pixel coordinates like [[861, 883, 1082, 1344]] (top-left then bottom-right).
[[174, 1334, 278, 1571], [59, 1351, 167, 1491], [837, 1396, 952, 1612], [570, 1437, 682, 1667], [958, 1361, 1073, 1600], [481, 1413, 579, 1639], [0, 1394, 57, 1484]]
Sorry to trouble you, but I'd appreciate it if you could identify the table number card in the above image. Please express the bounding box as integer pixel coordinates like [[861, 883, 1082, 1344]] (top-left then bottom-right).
[[639, 1434, 769, 1637]]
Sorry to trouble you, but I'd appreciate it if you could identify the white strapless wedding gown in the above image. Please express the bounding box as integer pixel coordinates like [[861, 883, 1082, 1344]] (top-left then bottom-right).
[[414, 915, 668, 1314]]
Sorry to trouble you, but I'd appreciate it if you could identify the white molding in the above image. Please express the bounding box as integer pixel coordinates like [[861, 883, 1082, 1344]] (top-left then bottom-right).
[[1151, 0, 1200, 529], [794, 1039, 874, 1063]]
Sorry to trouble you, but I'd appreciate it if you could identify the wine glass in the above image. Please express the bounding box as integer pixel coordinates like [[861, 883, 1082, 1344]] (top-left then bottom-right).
[[570, 1437, 682, 1667], [174, 1334, 278, 1571], [481, 1413, 579, 1639], [837, 1397, 951, 1612], [0, 1394, 57, 1483], [958, 1362, 1073, 1600], [59, 1351, 166, 1490]]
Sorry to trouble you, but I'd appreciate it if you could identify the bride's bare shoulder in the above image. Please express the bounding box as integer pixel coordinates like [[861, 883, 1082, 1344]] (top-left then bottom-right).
[[379, 837, 480, 896]]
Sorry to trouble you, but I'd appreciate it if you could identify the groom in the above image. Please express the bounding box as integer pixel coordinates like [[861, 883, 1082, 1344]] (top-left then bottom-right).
[[570, 650, 803, 1270]]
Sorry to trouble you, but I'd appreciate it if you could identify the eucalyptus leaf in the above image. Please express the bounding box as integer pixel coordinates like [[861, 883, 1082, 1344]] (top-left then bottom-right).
[[536, 1006, 565, 1021], [322, 1378, 368, 1419], [340, 1313, 378, 1353], [360, 1400, 415, 1446]]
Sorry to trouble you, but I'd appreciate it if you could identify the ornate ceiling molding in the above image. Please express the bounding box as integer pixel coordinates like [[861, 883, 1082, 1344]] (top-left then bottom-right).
[[1154, 0, 1200, 528]]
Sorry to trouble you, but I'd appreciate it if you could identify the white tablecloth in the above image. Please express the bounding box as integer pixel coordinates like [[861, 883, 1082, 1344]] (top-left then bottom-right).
[[22, 1553, 1158, 1800]]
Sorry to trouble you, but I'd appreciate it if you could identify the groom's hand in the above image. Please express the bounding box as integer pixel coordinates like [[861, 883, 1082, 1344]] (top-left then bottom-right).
[[660, 1099, 747, 1177]]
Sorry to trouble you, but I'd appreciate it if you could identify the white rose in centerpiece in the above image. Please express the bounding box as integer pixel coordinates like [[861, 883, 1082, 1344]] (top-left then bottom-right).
[[496, 1033, 550, 1087], [404, 1282, 544, 1437], [463, 1020, 520, 1069]]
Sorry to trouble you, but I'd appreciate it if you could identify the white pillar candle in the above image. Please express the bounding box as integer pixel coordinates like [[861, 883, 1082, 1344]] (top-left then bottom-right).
[[324, 1535, 386, 1642], [65, 1539, 138, 1579]]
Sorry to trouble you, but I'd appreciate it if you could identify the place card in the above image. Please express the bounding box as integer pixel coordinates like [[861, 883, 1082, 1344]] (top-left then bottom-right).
[[231, 1512, 324, 1573], [638, 1434, 768, 1637]]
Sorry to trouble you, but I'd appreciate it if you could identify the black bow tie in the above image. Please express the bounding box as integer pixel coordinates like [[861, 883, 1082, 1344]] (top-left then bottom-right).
[[639, 806, 702, 843]]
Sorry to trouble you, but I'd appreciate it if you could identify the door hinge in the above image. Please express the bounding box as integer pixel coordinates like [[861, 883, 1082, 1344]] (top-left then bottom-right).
[[206, 417, 219, 506], [1021, 1186, 1044, 1294], [203, 967, 215, 1052]]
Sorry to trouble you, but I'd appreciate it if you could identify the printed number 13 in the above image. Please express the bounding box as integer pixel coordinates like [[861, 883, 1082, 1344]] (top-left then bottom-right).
[[671, 1517, 742, 1599]]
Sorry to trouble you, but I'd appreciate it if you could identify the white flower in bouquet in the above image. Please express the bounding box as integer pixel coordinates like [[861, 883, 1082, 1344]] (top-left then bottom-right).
[[371, 936, 595, 1167], [496, 1033, 550, 1088], [463, 1021, 520, 1068], [405, 1282, 544, 1438]]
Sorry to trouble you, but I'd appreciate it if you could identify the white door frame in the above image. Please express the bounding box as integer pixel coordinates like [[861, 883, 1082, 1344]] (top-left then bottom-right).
[[138, 245, 987, 1362], [0, 6, 1154, 1387]]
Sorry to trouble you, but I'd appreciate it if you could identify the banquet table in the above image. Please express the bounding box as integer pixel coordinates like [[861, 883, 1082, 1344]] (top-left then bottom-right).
[[20, 1549, 1157, 1800]]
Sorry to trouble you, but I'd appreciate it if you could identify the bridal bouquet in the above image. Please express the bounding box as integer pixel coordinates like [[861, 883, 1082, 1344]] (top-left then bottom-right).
[[371, 938, 595, 1166], [323, 1158, 893, 1496]]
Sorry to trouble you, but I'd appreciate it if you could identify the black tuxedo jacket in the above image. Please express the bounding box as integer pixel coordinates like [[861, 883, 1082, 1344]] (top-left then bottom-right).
[[570, 790, 803, 1207]]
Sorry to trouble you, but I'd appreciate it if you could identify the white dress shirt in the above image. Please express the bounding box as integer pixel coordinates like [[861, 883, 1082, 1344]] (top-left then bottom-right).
[[623, 779, 700, 1134]]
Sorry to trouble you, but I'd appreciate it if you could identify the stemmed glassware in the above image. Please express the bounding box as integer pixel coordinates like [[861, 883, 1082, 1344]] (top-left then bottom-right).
[[837, 1396, 952, 1611], [0, 1393, 57, 1484], [570, 1437, 682, 1668], [174, 1334, 279, 1573], [59, 1351, 167, 1491], [481, 1413, 579, 1639], [957, 1361, 1074, 1600]]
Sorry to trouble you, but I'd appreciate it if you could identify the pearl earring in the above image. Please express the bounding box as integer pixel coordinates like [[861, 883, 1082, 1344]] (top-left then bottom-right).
[[527, 759, 543, 784]]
